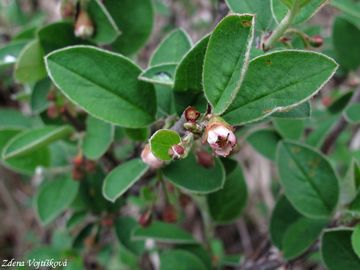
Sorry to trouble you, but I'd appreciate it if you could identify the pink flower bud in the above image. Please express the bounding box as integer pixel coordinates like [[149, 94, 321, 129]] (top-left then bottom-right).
[[309, 35, 323, 48], [168, 144, 185, 159], [196, 151, 214, 168], [205, 118, 236, 157], [74, 11, 94, 39], [141, 144, 164, 169]]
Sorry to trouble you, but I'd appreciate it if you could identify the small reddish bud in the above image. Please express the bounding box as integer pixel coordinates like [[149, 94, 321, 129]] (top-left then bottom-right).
[[179, 193, 191, 208], [46, 90, 56, 101], [72, 167, 84, 181], [196, 151, 214, 168], [168, 144, 185, 159], [184, 106, 200, 122], [309, 35, 323, 48], [47, 104, 59, 119], [101, 217, 113, 227], [84, 160, 96, 172], [321, 96, 332, 107], [72, 153, 84, 167], [162, 204, 177, 223], [138, 210, 153, 228], [279, 36, 291, 43], [74, 10, 94, 39]]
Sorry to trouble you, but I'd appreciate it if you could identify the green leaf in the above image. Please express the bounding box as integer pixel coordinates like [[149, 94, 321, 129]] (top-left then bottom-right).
[[115, 216, 145, 255], [246, 129, 281, 160], [124, 128, 149, 142], [0, 108, 32, 129], [226, 0, 274, 31], [174, 35, 210, 93], [270, 196, 328, 260], [163, 153, 225, 194], [0, 40, 28, 67], [272, 0, 327, 25], [276, 141, 339, 218], [149, 129, 181, 161], [333, 16, 360, 71], [87, 0, 121, 45], [2, 125, 73, 160], [207, 160, 248, 223], [139, 63, 177, 87], [203, 14, 255, 115], [332, 0, 360, 19], [345, 103, 360, 124], [160, 250, 207, 270], [132, 221, 197, 244], [0, 128, 22, 154], [273, 118, 304, 140], [36, 177, 79, 225], [340, 159, 360, 206], [30, 78, 51, 114], [83, 116, 114, 160], [45, 46, 156, 128], [103, 159, 149, 202], [271, 101, 311, 119], [322, 229, 360, 270], [38, 22, 84, 54], [104, 0, 154, 55], [14, 39, 47, 83], [150, 29, 192, 66], [223, 50, 338, 126], [352, 225, 360, 259]]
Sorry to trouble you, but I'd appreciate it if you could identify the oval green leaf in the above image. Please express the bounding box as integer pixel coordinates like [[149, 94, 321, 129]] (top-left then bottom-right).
[[36, 177, 79, 225], [163, 153, 225, 194], [223, 50, 338, 126], [150, 129, 181, 161], [132, 221, 196, 244], [203, 14, 255, 115], [83, 116, 114, 160], [87, 0, 121, 45], [207, 160, 248, 223], [321, 229, 360, 270], [103, 159, 149, 202], [246, 129, 281, 160], [160, 250, 207, 270], [174, 35, 210, 93], [15, 39, 47, 83], [104, 0, 154, 55], [276, 141, 339, 218], [0, 40, 28, 67], [2, 125, 73, 160], [345, 103, 360, 124], [45, 46, 156, 128], [115, 216, 145, 255], [150, 28, 192, 66], [352, 225, 360, 259], [270, 196, 328, 260]]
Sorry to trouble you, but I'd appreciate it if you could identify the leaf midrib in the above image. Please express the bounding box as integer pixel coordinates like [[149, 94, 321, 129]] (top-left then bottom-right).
[[225, 67, 332, 115], [284, 144, 333, 213]]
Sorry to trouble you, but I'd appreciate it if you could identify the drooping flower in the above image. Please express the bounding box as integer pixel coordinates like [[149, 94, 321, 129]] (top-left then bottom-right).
[[141, 144, 164, 169], [204, 117, 237, 157], [74, 10, 94, 39]]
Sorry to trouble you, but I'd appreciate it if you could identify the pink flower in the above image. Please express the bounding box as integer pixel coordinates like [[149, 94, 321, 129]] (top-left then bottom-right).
[[141, 144, 164, 169], [205, 120, 236, 157]]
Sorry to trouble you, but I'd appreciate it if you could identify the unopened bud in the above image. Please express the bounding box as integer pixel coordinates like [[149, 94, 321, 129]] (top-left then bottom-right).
[[74, 10, 94, 39], [46, 90, 56, 101], [47, 104, 59, 119], [196, 151, 214, 168], [162, 204, 177, 223], [101, 217, 113, 227], [309, 35, 323, 48], [84, 160, 96, 172], [184, 106, 200, 122], [72, 167, 84, 181], [72, 153, 84, 167], [138, 210, 152, 227], [141, 144, 164, 169], [179, 193, 191, 208], [321, 96, 332, 107], [168, 144, 185, 160]]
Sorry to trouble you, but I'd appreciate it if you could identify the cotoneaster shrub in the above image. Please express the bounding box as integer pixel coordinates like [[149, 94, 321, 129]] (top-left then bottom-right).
[[0, 0, 360, 269]]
